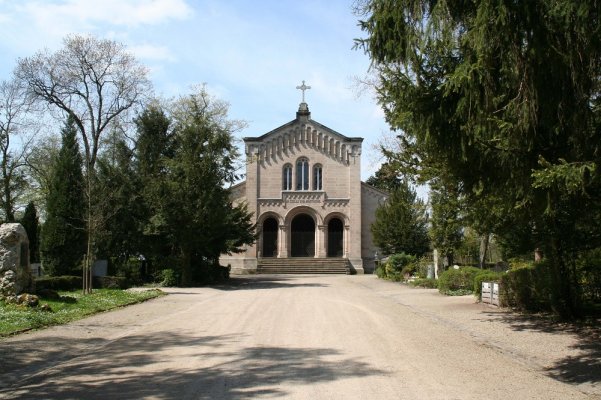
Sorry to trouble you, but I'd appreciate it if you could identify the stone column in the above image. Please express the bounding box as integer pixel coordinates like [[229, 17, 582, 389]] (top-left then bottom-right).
[[317, 224, 327, 258], [278, 225, 289, 258], [344, 224, 350, 258]]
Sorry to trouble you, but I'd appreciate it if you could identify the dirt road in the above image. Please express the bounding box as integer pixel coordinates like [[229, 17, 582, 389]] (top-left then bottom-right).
[[0, 275, 599, 399]]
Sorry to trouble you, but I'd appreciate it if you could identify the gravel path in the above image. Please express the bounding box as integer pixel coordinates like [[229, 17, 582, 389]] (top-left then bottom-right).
[[0, 275, 599, 399]]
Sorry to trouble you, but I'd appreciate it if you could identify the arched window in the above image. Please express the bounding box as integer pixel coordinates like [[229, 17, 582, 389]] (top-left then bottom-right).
[[296, 158, 309, 190], [282, 164, 292, 190], [313, 164, 323, 190]]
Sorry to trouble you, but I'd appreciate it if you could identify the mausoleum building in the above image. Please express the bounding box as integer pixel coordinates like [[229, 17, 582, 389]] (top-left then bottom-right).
[[221, 85, 387, 274]]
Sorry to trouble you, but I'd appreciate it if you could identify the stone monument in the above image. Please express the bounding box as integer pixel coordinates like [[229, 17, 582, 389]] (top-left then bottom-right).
[[0, 223, 33, 298]]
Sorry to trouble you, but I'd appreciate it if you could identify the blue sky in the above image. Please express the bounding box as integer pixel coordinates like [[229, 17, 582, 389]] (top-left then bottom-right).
[[0, 0, 391, 180]]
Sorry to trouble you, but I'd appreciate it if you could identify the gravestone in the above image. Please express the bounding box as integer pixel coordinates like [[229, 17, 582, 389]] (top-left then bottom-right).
[[0, 223, 33, 298]]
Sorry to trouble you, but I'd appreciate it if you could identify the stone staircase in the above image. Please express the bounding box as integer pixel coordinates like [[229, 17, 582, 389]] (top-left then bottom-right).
[[257, 258, 350, 275]]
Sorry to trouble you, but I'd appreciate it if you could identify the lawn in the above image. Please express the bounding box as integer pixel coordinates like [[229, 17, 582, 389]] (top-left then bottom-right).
[[0, 289, 164, 337]]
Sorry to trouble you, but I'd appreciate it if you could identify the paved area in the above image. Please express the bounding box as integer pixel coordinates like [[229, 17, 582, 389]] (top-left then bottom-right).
[[0, 275, 599, 399]]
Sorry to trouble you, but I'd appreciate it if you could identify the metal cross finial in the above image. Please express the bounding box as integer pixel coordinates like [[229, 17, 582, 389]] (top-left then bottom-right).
[[296, 80, 311, 103]]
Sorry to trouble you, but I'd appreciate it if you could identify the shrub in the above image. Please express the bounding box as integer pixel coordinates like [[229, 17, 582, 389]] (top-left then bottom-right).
[[159, 269, 178, 287], [35, 276, 81, 291], [499, 260, 554, 311], [93, 276, 129, 289], [473, 271, 504, 297], [410, 278, 438, 288], [438, 266, 482, 295], [576, 248, 601, 303], [382, 253, 416, 281]]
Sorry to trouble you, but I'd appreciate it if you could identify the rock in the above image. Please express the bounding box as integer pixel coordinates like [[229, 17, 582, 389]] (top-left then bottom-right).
[[37, 288, 60, 300], [0, 223, 32, 297], [16, 293, 39, 307], [39, 304, 53, 312]]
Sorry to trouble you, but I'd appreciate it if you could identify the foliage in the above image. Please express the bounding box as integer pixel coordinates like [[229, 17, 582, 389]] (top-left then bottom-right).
[[40, 116, 86, 276], [574, 249, 601, 304], [437, 267, 482, 295], [159, 269, 178, 287], [16, 34, 152, 293], [94, 131, 145, 269], [429, 180, 463, 267], [356, 0, 601, 317], [35, 276, 82, 291], [409, 278, 438, 289], [371, 180, 429, 257], [136, 88, 255, 286], [0, 79, 33, 222], [500, 261, 555, 312], [92, 276, 129, 290], [473, 271, 503, 298], [0, 288, 162, 336], [19, 201, 40, 263], [377, 252, 416, 281]]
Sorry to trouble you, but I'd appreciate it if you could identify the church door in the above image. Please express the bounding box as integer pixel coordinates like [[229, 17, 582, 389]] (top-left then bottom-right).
[[262, 218, 278, 257], [327, 218, 344, 257], [291, 214, 315, 257]]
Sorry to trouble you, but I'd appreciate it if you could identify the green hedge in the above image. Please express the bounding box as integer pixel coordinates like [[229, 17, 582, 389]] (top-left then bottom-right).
[[93, 276, 129, 289], [35, 276, 81, 291], [438, 267, 482, 295], [473, 271, 503, 297], [36, 275, 130, 292], [499, 261, 554, 312]]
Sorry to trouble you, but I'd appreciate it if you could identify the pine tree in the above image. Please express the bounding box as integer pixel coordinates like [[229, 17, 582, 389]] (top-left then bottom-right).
[[19, 201, 40, 263], [371, 181, 429, 257], [40, 115, 86, 276]]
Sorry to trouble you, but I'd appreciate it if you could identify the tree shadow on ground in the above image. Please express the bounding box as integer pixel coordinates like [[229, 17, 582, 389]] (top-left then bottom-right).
[[0, 331, 381, 399], [479, 310, 601, 387], [213, 275, 329, 291]]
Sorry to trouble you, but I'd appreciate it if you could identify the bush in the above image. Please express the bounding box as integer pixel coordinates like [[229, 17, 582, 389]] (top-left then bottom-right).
[[473, 271, 504, 297], [410, 278, 438, 288], [576, 248, 601, 303], [93, 276, 129, 289], [159, 269, 178, 287], [499, 260, 554, 311], [381, 253, 416, 281], [35, 276, 81, 291], [438, 266, 482, 295]]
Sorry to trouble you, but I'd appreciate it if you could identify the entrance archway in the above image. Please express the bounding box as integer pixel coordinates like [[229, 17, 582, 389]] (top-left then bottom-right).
[[327, 218, 344, 257], [262, 218, 278, 257], [290, 214, 315, 257]]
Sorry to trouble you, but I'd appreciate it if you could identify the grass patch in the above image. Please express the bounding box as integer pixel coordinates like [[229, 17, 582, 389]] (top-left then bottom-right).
[[0, 289, 164, 337]]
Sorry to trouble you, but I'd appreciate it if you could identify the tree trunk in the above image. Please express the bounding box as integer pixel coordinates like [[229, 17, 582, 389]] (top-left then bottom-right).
[[181, 248, 193, 287], [479, 234, 490, 269]]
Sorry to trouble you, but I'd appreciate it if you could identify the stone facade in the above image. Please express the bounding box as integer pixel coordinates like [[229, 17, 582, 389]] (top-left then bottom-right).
[[220, 102, 387, 274], [0, 223, 33, 297]]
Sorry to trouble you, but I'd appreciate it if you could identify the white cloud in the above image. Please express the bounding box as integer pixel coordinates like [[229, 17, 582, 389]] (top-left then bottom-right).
[[20, 0, 193, 28], [130, 43, 176, 62]]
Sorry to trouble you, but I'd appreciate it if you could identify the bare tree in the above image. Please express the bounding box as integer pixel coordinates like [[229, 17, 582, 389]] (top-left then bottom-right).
[[0, 78, 35, 222], [16, 34, 152, 292]]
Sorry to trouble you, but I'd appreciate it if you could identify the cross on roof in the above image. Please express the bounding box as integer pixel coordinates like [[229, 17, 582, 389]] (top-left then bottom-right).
[[296, 80, 311, 103]]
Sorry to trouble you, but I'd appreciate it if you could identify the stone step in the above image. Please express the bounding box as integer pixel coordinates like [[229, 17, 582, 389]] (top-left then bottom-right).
[[257, 258, 349, 274]]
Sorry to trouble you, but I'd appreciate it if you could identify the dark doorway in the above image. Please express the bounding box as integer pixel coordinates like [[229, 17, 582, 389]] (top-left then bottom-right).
[[262, 218, 278, 257], [327, 218, 344, 257], [291, 214, 315, 257]]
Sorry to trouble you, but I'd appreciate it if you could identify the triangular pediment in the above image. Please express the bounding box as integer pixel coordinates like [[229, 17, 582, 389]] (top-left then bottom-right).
[[243, 116, 363, 165]]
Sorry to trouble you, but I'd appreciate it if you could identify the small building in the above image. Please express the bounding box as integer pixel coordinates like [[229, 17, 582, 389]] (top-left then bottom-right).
[[221, 87, 387, 274]]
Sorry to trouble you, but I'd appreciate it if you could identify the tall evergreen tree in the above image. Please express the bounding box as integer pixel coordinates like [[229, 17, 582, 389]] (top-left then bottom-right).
[[40, 115, 86, 276], [140, 89, 255, 285], [20, 201, 40, 263], [371, 180, 429, 256], [356, 0, 601, 317]]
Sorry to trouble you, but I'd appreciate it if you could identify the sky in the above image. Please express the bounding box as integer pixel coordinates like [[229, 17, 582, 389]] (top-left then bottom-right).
[[0, 0, 392, 180]]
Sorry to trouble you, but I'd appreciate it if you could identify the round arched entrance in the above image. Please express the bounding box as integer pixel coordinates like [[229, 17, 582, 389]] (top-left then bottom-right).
[[290, 214, 315, 257], [262, 217, 278, 257], [327, 218, 344, 257]]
